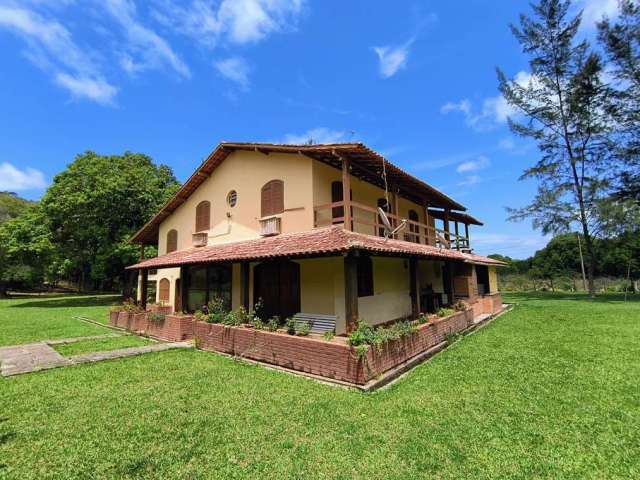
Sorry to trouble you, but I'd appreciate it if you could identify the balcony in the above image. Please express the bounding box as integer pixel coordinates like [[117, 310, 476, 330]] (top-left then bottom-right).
[[313, 200, 471, 251]]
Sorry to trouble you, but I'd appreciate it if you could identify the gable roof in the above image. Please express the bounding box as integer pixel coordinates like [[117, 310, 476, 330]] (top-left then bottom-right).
[[128, 226, 506, 270], [130, 142, 469, 245]]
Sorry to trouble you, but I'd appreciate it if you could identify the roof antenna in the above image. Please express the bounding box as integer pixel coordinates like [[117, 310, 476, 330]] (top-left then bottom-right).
[[348, 130, 356, 141]]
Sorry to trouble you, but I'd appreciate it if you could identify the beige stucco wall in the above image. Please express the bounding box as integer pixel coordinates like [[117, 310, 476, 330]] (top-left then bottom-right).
[[152, 267, 180, 307], [158, 150, 315, 255], [358, 257, 412, 327]]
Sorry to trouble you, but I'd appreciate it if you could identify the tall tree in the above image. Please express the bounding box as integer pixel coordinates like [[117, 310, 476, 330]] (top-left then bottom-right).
[[499, 0, 615, 297], [40, 151, 180, 291], [598, 0, 640, 203]]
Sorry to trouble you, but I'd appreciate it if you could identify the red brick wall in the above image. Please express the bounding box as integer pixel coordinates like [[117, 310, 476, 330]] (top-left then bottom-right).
[[110, 312, 194, 342], [193, 309, 474, 385]]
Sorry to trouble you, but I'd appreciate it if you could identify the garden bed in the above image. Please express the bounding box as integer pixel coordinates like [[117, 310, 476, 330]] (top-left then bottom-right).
[[109, 296, 502, 385]]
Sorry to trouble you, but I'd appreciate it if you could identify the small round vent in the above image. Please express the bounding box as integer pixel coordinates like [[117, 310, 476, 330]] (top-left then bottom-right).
[[227, 190, 237, 207]]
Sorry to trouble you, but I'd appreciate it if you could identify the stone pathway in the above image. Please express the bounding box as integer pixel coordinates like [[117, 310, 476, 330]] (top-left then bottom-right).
[[0, 339, 192, 377]]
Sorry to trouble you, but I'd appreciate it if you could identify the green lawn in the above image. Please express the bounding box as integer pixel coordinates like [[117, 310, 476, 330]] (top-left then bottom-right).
[[0, 292, 639, 479], [0, 294, 118, 346], [52, 335, 155, 357]]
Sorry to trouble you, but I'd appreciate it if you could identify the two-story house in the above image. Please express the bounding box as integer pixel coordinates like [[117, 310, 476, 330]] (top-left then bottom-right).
[[128, 142, 504, 335]]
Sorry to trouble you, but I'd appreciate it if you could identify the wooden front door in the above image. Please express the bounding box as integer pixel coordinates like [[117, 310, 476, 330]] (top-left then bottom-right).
[[253, 260, 301, 320]]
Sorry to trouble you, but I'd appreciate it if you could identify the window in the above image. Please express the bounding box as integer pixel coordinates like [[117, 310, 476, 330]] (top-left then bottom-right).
[[261, 180, 284, 217], [227, 190, 237, 207], [357, 256, 374, 297], [407, 209, 419, 243], [166, 229, 178, 253], [158, 278, 170, 302], [186, 264, 232, 312], [195, 201, 211, 232]]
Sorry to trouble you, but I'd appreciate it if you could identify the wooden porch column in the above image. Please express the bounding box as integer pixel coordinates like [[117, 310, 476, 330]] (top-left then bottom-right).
[[443, 209, 451, 245], [344, 254, 359, 332], [342, 156, 352, 231], [465, 223, 470, 248], [409, 257, 419, 318], [422, 202, 430, 245], [240, 261, 250, 311], [454, 221, 460, 250], [391, 187, 399, 239], [140, 269, 148, 310], [180, 265, 189, 313]]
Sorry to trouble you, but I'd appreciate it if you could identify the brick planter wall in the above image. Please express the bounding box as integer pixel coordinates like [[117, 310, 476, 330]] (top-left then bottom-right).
[[146, 304, 173, 314], [193, 309, 474, 385], [481, 293, 502, 315], [111, 312, 194, 342]]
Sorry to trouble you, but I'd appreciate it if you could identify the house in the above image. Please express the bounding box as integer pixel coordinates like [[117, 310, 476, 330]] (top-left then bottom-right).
[[128, 142, 504, 335]]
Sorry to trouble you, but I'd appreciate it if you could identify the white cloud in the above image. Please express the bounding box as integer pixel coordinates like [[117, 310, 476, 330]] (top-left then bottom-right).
[[0, 162, 47, 191], [214, 56, 250, 89], [441, 71, 531, 130], [457, 175, 481, 186], [372, 39, 414, 78], [102, 0, 190, 78], [0, 5, 117, 104], [578, 0, 619, 28], [471, 232, 551, 258], [281, 127, 348, 145], [152, 0, 305, 47], [457, 155, 490, 173]]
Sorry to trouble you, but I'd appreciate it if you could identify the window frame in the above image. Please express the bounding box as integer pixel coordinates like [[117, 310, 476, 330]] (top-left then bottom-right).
[[166, 229, 178, 253], [195, 200, 211, 232], [261, 179, 284, 217]]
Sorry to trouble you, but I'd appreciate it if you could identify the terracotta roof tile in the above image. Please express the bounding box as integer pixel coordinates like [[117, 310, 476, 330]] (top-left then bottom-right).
[[128, 226, 505, 270]]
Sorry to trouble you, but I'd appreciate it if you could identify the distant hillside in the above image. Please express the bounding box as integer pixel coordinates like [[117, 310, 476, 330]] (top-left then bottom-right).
[[0, 191, 34, 224]]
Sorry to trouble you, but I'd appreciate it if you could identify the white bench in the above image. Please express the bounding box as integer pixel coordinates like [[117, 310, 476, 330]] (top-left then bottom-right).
[[293, 313, 336, 333]]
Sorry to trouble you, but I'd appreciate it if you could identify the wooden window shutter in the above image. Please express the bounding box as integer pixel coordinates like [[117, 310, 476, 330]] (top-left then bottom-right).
[[167, 229, 178, 253], [261, 180, 284, 217], [158, 278, 170, 302], [195, 201, 211, 232]]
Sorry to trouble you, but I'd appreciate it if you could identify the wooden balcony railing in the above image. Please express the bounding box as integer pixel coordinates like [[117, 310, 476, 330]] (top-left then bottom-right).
[[313, 201, 471, 251]]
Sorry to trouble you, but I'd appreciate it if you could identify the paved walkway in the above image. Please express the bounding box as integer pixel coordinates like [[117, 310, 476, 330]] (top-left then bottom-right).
[[0, 338, 192, 377]]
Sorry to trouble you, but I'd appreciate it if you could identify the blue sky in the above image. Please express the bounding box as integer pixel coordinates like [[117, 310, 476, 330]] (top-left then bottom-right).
[[0, 0, 617, 258]]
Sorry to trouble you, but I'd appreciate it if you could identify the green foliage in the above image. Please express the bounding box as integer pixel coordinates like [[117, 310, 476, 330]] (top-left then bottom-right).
[[250, 317, 264, 330], [436, 308, 455, 318], [38, 151, 180, 291], [0, 191, 33, 224], [193, 310, 210, 323], [285, 317, 296, 335], [222, 310, 241, 327], [346, 321, 375, 346], [207, 297, 226, 315], [322, 331, 335, 341], [121, 298, 142, 313], [266, 316, 280, 332], [452, 300, 468, 312], [445, 332, 461, 345], [353, 344, 369, 360], [348, 319, 419, 352], [147, 312, 165, 323], [295, 320, 310, 336]]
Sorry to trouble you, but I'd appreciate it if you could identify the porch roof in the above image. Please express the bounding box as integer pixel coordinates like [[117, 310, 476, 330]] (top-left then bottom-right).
[[127, 226, 505, 270]]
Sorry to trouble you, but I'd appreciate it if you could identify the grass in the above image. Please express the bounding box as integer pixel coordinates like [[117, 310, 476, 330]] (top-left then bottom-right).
[[52, 335, 155, 357], [0, 294, 118, 346], [0, 292, 639, 479]]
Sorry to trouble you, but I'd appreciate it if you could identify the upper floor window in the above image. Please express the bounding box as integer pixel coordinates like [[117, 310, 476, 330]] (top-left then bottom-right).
[[166, 229, 178, 253], [261, 180, 284, 217], [195, 201, 211, 232], [227, 190, 237, 208], [407, 209, 419, 243]]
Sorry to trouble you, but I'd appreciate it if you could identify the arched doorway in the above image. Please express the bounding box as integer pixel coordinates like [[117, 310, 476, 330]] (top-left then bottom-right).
[[253, 260, 301, 320]]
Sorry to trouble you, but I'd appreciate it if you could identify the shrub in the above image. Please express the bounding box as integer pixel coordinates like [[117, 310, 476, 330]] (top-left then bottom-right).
[[193, 310, 210, 323], [285, 317, 296, 335], [354, 344, 369, 360], [322, 331, 335, 341], [222, 310, 241, 327], [436, 307, 455, 318], [208, 312, 225, 324], [207, 296, 226, 315], [295, 320, 310, 336], [417, 313, 429, 324], [347, 321, 375, 346], [147, 312, 165, 323], [251, 317, 264, 330], [452, 300, 467, 312], [267, 316, 280, 332], [121, 298, 142, 313], [235, 306, 252, 325]]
